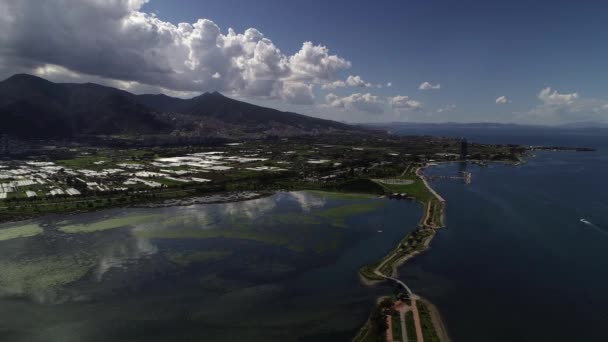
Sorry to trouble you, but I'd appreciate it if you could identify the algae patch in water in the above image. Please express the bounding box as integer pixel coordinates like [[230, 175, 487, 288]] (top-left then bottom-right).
[[59, 214, 161, 233], [165, 250, 233, 266], [0, 224, 43, 241], [0, 255, 95, 299], [134, 228, 300, 250], [308, 191, 378, 201], [316, 202, 385, 227]]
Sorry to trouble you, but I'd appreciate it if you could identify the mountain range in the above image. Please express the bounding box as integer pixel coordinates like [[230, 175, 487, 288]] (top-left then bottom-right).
[[0, 74, 357, 139]]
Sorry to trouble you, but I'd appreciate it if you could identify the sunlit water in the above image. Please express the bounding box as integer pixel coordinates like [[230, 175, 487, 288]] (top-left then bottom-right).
[[0, 191, 421, 342]]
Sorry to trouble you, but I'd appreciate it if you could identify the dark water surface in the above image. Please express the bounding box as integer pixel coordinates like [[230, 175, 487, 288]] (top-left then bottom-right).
[[2, 129, 607, 341], [399, 131, 608, 341], [0, 191, 421, 342]]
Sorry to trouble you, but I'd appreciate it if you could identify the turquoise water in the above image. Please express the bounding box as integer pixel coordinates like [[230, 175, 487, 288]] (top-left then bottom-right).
[[0, 191, 421, 342], [399, 133, 608, 341]]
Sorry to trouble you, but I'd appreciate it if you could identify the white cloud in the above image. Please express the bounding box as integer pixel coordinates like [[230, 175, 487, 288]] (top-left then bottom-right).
[[389, 95, 423, 111], [346, 75, 372, 88], [321, 80, 346, 90], [523, 87, 608, 124], [386, 82, 392, 87], [437, 104, 456, 113], [419, 81, 441, 90], [495, 96, 509, 104], [321, 75, 377, 90], [0, 0, 356, 105], [280, 82, 314, 105], [538, 87, 578, 105], [326, 92, 384, 114], [288, 42, 351, 83]]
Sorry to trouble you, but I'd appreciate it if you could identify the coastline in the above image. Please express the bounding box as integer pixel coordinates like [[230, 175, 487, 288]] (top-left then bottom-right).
[[360, 164, 446, 280], [356, 163, 450, 342], [0, 191, 275, 225]]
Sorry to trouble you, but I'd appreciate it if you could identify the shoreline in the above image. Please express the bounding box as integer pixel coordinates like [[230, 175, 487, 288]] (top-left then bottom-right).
[[356, 163, 450, 341], [355, 158, 531, 341], [360, 164, 446, 281], [0, 190, 276, 225]]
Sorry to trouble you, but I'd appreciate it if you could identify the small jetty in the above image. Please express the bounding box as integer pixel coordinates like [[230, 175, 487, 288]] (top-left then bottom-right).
[[426, 171, 471, 184]]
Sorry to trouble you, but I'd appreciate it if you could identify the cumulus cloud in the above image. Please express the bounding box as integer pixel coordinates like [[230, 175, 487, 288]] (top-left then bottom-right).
[[280, 82, 314, 105], [389, 95, 423, 111], [419, 81, 441, 90], [288, 42, 351, 83], [495, 96, 509, 104], [321, 80, 346, 90], [0, 0, 354, 105], [321, 75, 377, 90], [437, 104, 456, 113], [523, 86, 608, 124], [326, 93, 384, 114], [346, 75, 372, 88], [538, 87, 578, 105]]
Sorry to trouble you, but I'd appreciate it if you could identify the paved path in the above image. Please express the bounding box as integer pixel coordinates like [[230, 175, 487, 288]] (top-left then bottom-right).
[[386, 315, 394, 342], [380, 275, 421, 342], [400, 311, 408, 342], [410, 297, 424, 342], [416, 167, 445, 203]]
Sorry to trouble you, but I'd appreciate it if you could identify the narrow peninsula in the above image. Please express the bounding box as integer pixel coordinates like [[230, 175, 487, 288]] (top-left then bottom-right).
[[354, 163, 449, 342]]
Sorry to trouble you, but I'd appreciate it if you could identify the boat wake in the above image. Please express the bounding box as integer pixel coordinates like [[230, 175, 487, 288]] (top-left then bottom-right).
[[580, 218, 608, 237]]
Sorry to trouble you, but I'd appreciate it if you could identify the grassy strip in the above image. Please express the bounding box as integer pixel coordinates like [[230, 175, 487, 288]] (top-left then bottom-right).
[[308, 190, 378, 200], [392, 314, 403, 341], [417, 301, 441, 342], [359, 264, 385, 281], [405, 311, 417, 342], [359, 227, 435, 279], [376, 176, 433, 203]]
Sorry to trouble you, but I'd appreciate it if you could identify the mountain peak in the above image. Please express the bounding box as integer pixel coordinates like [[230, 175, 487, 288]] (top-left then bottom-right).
[[3, 73, 52, 85], [201, 91, 225, 98], [0, 74, 358, 139]]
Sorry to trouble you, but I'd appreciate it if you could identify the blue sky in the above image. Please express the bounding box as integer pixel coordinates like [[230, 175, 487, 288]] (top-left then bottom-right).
[[2, 0, 607, 124], [143, 0, 608, 124]]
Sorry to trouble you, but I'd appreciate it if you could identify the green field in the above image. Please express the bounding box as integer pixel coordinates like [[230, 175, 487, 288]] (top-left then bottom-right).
[[391, 314, 403, 341], [405, 311, 417, 341], [417, 301, 441, 342], [374, 176, 433, 202]]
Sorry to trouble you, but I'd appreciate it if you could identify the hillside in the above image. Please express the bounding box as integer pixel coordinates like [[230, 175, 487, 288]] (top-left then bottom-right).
[[0, 74, 357, 139]]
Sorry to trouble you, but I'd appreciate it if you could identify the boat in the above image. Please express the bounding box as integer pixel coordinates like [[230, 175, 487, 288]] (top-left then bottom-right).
[[580, 218, 591, 225]]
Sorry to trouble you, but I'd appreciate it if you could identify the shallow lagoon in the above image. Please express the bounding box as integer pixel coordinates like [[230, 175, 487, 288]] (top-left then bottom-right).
[[0, 191, 421, 342]]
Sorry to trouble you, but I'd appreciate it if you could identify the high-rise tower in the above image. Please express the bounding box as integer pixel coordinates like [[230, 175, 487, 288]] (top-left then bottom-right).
[[0, 134, 8, 156], [460, 138, 468, 160]]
